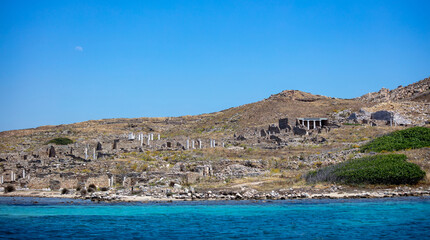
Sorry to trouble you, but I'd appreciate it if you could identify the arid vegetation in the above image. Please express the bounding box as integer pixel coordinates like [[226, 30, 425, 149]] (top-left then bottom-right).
[[306, 154, 426, 185]]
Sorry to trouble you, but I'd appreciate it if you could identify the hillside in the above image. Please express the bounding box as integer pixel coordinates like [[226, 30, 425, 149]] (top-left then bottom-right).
[[356, 77, 430, 103], [0, 76, 429, 201]]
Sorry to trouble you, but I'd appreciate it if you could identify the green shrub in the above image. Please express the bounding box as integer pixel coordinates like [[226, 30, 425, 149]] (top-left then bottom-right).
[[361, 127, 430, 152], [4, 185, 15, 193], [47, 138, 73, 145], [306, 154, 426, 185]]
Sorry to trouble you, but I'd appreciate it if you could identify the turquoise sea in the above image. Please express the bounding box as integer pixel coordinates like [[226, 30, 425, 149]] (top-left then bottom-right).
[[0, 196, 429, 239]]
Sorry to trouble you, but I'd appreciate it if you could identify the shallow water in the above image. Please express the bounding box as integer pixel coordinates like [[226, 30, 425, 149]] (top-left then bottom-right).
[[0, 197, 429, 239]]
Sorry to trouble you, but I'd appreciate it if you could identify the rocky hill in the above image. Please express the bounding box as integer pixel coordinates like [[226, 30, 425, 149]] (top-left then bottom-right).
[[356, 77, 430, 103], [0, 76, 429, 201]]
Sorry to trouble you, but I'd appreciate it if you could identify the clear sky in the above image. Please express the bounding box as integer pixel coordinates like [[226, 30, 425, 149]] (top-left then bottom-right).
[[1, 0, 429, 131]]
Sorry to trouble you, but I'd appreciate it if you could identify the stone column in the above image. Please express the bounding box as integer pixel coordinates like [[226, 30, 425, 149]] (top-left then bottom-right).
[[11, 171, 14, 181], [140, 134, 143, 147], [147, 135, 150, 146], [22, 169, 25, 179], [192, 140, 195, 149], [1, 175, 3, 184], [158, 134, 160, 140], [93, 148, 96, 160], [186, 139, 190, 150], [199, 139, 202, 149], [306, 120, 309, 130], [110, 175, 114, 187], [151, 133, 154, 141], [313, 121, 316, 129], [213, 140, 216, 147], [85, 148, 88, 160]]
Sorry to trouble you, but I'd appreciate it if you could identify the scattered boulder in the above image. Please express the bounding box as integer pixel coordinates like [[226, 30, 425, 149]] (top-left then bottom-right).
[[348, 113, 357, 121], [349, 109, 371, 122], [393, 113, 412, 126]]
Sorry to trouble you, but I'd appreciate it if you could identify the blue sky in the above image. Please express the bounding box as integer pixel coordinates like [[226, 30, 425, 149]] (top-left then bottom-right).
[[1, 0, 429, 131]]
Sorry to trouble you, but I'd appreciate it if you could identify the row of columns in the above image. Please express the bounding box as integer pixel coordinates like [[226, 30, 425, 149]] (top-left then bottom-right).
[[137, 133, 161, 147], [182, 139, 224, 150], [83, 133, 163, 160], [84, 146, 97, 160], [84, 147, 97, 160], [301, 120, 322, 130], [0, 169, 29, 184], [185, 139, 199, 150]]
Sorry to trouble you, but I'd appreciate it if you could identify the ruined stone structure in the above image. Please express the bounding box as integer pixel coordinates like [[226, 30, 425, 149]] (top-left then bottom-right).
[[297, 118, 328, 130], [278, 118, 289, 129]]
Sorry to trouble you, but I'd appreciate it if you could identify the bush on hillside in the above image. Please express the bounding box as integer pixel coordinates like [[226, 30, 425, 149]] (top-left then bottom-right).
[[47, 138, 74, 145], [4, 185, 15, 193], [361, 127, 430, 152], [306, 154, 426, 185]]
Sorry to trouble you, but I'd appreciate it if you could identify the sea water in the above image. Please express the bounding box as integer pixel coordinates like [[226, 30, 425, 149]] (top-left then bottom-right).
[[0, 196, 429, 239]]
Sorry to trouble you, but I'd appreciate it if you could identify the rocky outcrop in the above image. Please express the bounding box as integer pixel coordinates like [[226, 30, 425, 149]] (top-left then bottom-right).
[[347, 108, 415, 126], [357, 77, 430, 103]]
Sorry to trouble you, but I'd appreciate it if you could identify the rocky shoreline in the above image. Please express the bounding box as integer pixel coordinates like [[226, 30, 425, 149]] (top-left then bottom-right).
[[2, 186, 429, 203]]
